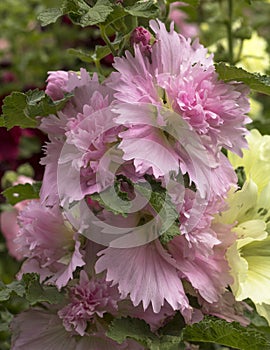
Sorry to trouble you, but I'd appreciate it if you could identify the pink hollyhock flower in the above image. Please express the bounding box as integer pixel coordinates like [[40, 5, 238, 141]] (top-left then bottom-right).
[[16, 200, 85, 289], [169, 2, 199, 38], [57, 106, 122, 206], [39, 69, 116, 206], [107, 20, 250, 156], [58, 270, 120, 336], [11, 309, 143, 350], [40, 69, 113, 139]]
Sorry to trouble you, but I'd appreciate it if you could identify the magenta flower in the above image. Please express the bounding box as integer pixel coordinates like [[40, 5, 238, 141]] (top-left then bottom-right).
[[58, 270, 119, 336]]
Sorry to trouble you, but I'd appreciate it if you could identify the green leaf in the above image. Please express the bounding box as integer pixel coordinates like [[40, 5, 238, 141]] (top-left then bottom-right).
[[38, 7, 64, 26], [23, 274, 64, 305], [79, 0, 114, 27], [0, 118, 5, 127], [0, 281, 25, 302], [124, 0, 159, 18], [134, 182, 180, 244], [215, 63, 270, 95], [91, 181, 132, 217], [107, 317, 158, 348], [2, 182, 41, 205], [1, 92, 37, 129], [65, 0, 114, 27], [1, 89, 72, 130], [159, 223, 181, 245], [182, 316, 270, 350], [0, 309, 13, 333], [107, 317, 184, 349]]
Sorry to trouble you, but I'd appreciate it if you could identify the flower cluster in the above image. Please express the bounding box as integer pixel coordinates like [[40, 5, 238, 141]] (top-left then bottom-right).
[[2, 20, 261, 349]]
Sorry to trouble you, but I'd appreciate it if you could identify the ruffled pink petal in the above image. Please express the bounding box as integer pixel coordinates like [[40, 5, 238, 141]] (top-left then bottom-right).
[[95, 239, 192, 318]]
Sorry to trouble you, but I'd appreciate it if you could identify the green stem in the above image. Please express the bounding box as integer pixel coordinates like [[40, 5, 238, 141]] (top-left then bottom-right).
[[235, 39, 244, 64], [100, 25, 117, 57], [227, 0, 234, 65], [131, 15, 138, 29], [94, 59, 103, 77]]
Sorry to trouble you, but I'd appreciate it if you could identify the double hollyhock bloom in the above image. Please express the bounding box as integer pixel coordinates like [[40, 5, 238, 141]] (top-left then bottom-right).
[[8, 20, 252, 349]]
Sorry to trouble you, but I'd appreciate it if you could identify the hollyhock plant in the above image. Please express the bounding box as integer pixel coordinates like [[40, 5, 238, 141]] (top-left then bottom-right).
[[15, 18, 251, 331]]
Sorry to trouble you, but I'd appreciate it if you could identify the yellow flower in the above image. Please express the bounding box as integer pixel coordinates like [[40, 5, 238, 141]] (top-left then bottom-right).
[[236, 32, 269, 73], [216, 180, 270, 324], [228, 129, 270, 193], [249, 97, 263, 121]]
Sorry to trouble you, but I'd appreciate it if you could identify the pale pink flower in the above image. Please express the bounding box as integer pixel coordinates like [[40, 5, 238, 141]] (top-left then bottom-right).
[[39, 69, 115, 206], [58, 106, 122, 205], [107, 20, 250, 156], [16, 200, 85, 289], [58, 270, 119, 336]]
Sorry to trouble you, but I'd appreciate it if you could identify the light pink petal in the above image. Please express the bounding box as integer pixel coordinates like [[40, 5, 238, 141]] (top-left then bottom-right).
[[50, 240, 85, 289], [95, 240, 192, 318]]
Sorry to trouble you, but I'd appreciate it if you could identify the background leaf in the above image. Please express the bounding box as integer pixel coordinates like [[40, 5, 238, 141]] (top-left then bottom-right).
[[182, 316, 270, 350], [2, 182, 41, 205], [215, 63, 270, 95]]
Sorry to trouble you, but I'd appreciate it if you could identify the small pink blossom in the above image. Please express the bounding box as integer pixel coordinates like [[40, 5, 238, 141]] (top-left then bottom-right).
[[58, 270, 119, 336], [130, 27, 152, 56]]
